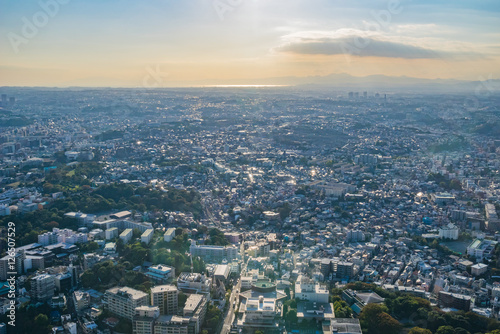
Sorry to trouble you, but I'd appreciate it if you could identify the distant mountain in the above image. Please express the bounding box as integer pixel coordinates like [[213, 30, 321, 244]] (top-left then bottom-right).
[[177, 73, 500, 93]]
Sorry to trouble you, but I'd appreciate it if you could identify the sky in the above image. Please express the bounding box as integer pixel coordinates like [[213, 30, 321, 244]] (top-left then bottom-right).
[[0, 0, 499, 87]]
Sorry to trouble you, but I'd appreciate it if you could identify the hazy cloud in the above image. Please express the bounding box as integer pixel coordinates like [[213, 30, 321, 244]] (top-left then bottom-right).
[[277, 36, 445, 59]]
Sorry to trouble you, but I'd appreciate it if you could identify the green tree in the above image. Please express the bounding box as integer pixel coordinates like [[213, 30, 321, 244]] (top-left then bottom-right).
[[409, 328, 432, 334], [376, 312, 401, 334], [436, 326, 457, 334], [285, 309, 298, 324], [34, 313, 50, 333]]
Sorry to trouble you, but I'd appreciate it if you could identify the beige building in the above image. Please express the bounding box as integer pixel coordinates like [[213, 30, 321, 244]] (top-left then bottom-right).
[[154, 315, 190, 334], [104, 287, 149, 320], [183, 294, 208, 334], [133, 305, 160, 334], [151, 285, 178, 315]]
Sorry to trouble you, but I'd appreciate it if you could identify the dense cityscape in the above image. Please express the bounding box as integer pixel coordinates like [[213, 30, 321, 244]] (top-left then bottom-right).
[[0, 87, 499, 334]]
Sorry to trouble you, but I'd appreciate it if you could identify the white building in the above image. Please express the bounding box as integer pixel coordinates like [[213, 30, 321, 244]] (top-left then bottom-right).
[[104, 287, 149, 320], [214, 264, 230, 282], [141, 229, 154, 244], [31, 274, 56, 301], [439, 223, 459, 240], [238, 296, 278, 331], [146, 265, 175, 283], [471, 263, 488, 276], [105, 227, 119, 240], [294, 275, 329, 303], [467, 239, 498, 260], [164, 228, 176, 242], [120, 228, 133, 243], [189, 240, 238, 263], [177, 272, 211, 294]]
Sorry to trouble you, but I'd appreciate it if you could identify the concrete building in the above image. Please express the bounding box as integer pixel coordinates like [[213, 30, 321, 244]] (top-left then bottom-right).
[[38, 231, 59, 246], [467, 239, 498, 260], [133, 305, 160, 334], [31, 274, 56, 301], [0, 253, 24, 281], [177, 272, 211, 294], [295, 275, 329, 303], [105, 227, 118, 240], [141, 229, 154, 244], [342, 290, 385, 315], [485, 203, 499, 231], [438, 291, 471, 311], [164, 228, 176, 242], [120, 228, 133, 244], [146, 265, 175, 283], [346, 230, 365, 243], [182, 294, 208, 334], [471, 263, 488, 276], [335, 261, 354, 279], [324, 319, 363, 334], [439, 223, 459, 240], [214, 264, 230, 282], [189, 240, 238, 263], [238, 296, 279, 332], [154, 315, 190, 334], [73, 291, 90, 313], [297, 301, 335, 324], [104, 242, 117, 255], [151, 285, 178, 315], [104, 287, 149, 320]]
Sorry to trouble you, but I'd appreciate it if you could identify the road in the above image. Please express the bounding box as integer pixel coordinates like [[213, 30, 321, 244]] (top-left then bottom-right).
[[220, 264, 246, 334]]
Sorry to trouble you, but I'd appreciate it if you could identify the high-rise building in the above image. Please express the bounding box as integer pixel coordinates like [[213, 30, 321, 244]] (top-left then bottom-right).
[[133, 305, 160, 334], [154, 315, 190, 334], [105, 287, 149, 320], [0, 252, 24, 280], [335, 261, 354, 279], [183, 294, 208, 334], [31, 274, 56, 301], [151, 285, 178, 315]]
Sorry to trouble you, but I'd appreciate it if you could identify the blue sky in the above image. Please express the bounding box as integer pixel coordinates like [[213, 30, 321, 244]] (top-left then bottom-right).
[[0, 0, 499, 86]]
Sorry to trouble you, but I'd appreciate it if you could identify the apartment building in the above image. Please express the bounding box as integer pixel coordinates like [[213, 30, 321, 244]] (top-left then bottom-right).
[[151, 285, 178, 315], [104, 287, 149, 320]]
